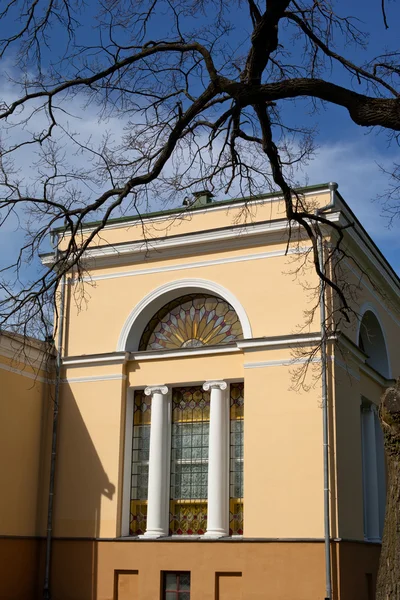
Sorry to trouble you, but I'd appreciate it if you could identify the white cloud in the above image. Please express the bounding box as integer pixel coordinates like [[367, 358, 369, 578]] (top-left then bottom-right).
[[297, 137, 400, 272]]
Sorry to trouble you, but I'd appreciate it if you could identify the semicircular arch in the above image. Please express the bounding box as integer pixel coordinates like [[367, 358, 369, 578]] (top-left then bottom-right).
[[357, 302, 391, 379], [117, 278, 252, 352]]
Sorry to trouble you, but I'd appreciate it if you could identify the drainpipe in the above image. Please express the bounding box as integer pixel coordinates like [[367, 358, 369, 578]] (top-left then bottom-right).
[[316, 182, 338, 600], [43, 235, 67, 600]]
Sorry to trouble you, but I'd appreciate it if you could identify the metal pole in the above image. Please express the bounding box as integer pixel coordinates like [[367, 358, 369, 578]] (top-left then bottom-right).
[[318, 233, 332, 600], [316, 182, 338, 600], [43, 240, 66, 600]]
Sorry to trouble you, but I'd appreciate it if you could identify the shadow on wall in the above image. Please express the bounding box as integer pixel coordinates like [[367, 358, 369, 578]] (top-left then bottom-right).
[[37, 384, 116, 600]]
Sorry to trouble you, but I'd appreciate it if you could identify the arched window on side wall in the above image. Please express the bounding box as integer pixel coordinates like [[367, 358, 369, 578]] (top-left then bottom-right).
[[358, 310, 390, 379], [359, 308, 389, 541]]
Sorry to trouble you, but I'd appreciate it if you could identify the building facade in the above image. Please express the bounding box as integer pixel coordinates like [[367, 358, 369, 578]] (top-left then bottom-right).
[[1, 183, 399, 599]]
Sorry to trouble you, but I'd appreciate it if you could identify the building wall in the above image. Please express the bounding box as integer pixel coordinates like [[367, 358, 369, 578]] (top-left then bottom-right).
[[57, 348, 324, 541], [2, 188, 398, 598], [52, 188, 400, 599], [52, 540, 327, 600], [63, 242, 320, 357], [0, 338, 52, 599], [43, 538, 381, 600], [332, 262, 400, 542]]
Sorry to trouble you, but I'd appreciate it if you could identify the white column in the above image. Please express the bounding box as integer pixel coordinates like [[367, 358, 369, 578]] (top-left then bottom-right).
[[143, 385, 169, 538], [361, 403, 380, 541], [203, 380, 229, 538]]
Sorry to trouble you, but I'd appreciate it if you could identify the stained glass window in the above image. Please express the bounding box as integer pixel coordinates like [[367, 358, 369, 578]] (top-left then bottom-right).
[[230, 382, 244, 535], [130, 390, 151, 535], [139, 294, 243, 351], [163, 572, 191, 599], [169, 386, 210, 535]]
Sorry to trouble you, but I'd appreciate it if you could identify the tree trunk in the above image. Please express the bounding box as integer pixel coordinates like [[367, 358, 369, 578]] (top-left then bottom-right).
[[376, 380, 400, 600]]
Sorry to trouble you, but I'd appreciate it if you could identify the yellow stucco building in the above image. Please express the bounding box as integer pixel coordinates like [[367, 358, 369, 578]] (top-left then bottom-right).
[[1, 182, 398, 599]]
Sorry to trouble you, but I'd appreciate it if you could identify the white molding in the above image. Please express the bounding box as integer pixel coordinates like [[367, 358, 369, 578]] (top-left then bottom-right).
[[336, 334, 393, 385], [56, 332, 331, 367], [62, 352, 129, 367], [62, 373, 127, 384], [82, 246, 309, 283], [117, 278, 253, 352], [333, 357, 361, 381], [337, 333, 367, 363], [70, 186, 331, 234], [44, 212, 335, 270], [41, 219, 294, 269], [359, 363, 392, 387], [0, 361, 49, 383], [244, 356, 321, 369], [131, 345, 239, 361], [237, 333, 322, 350]]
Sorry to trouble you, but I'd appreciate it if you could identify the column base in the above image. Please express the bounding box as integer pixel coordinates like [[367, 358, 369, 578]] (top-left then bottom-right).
[[140, 530, 168, 539], [203, 530, 228, 539]]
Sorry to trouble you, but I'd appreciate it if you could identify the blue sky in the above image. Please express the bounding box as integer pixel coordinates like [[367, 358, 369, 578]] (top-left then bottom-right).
[[1, 0, 400, 287]]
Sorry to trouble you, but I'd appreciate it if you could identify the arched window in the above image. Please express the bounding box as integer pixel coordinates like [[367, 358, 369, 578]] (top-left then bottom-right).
[[139, 294, 243, 351], [358, 310, 390, 378]]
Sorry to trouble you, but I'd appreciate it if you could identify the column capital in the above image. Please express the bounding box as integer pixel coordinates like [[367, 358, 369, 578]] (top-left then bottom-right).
[[144, 385, 169, 397], [203, 380, 227, 392]]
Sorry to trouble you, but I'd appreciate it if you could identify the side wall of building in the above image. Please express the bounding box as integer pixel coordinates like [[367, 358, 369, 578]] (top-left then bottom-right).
[[0, 345, 52, 599]]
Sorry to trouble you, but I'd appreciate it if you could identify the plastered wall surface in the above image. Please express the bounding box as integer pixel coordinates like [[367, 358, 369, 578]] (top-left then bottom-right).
[[64, 246, 319, 357], [0, 355, 50, 536]]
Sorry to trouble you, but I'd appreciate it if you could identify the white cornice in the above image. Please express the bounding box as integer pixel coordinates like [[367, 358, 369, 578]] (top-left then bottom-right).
[[334, 357, 361, 381], [63, 332, 325, 366], [336, 333, 367, 363], [359, 363, 394, 388], [74, 186, 332, 234], [130, 345, 240, 361], [237, 333, 322, 351], [41, 218, 295, 268], [41, 213, 340, 270], [82, 246, 310, 283], [62, 373, 127, 383], [62, 351, 129, 368], [337, 333, 395, 386], [244, 356, 321, 369]]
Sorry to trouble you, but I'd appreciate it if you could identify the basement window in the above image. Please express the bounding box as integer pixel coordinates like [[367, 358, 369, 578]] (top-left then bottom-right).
[[162, 572, 191, 599]]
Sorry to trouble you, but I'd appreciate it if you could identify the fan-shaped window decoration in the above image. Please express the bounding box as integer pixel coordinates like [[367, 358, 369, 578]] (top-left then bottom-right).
[[139, 294, 243, 351]]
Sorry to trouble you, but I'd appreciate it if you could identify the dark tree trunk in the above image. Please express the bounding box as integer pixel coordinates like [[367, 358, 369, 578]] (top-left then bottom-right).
[[376, 380, 400, 600]]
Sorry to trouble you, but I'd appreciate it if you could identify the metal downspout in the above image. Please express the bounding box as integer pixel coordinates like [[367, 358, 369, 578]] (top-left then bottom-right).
[[43, 236, 67, 600], [316, 182, 338, 600]]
